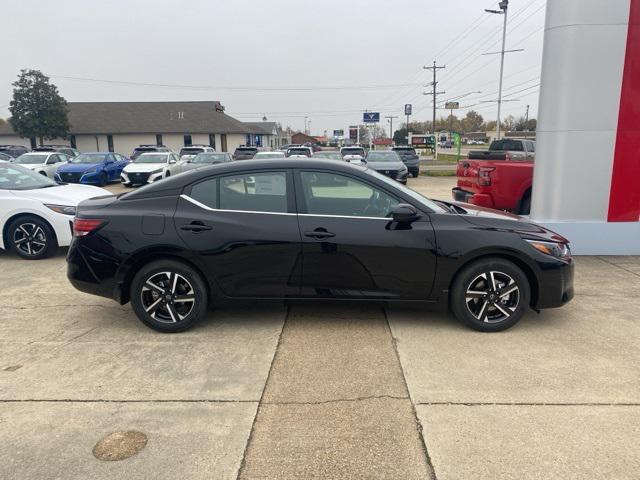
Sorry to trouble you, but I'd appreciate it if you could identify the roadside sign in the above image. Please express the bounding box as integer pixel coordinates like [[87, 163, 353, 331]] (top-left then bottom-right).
[[411, 135, 435, 148], [349, 126, 358, 141], [363, 112, 380, 123], [333, 129, 344, 137], [445, 102, 460, 110], [404, 104, 412, 115]]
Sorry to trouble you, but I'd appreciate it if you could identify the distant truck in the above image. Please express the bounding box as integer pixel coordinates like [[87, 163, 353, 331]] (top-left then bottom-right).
[[452, 138, 535, 215]]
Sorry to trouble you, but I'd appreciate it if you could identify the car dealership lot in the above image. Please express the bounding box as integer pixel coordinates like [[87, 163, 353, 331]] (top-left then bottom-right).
[[1, 177, 638, 479]]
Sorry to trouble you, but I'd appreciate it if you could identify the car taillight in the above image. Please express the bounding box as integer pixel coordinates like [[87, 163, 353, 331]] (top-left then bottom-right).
[[73, 218, 105, 237], [478, 167, 495, 186]]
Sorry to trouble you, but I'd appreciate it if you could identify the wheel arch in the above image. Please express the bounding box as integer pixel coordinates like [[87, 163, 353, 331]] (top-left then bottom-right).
[[448, 252, 540, 309], [118, 250, 212, 305], [2, 212, 59, 251]]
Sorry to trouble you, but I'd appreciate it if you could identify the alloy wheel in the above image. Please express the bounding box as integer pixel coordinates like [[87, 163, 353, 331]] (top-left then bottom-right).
[[465, 271, 520, 324], [13, 223, 47, 257], [140, 271, 196, 323]]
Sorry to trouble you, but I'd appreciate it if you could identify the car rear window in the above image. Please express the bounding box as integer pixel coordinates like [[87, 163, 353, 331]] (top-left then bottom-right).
[[180, 148, 205, 156], [393, 148, 417, 156], [489, 140, 524, 151], [342, 148, 365, 156]]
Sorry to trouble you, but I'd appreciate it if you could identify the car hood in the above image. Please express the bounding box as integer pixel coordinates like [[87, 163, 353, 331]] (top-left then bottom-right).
[[124, 163, 165, 173], [18, 164, 46, 170], [367, 161, 406, 170], [58, 162, 101, 173], [11, 183, 111, 205], [450, 201, 569, 242]]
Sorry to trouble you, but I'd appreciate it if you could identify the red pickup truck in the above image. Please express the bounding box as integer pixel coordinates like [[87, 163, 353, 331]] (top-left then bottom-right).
[[452, 138, 535, 215]]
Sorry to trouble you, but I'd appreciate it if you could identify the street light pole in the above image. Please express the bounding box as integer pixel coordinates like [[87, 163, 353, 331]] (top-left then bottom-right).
[[486, 0, 509, 140], [385, 115, 398, 141]]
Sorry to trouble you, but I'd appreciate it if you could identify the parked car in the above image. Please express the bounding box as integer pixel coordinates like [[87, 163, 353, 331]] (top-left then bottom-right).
[[340, 146, 366, 165], [279, 144, 300, 152], [67, 158, 574, 333], [0, 153, 13, 162], [254, 151, 286, 159], [303, 142, 322, 152], [285, 146, 313, 158], [56, 152, 129, 186], [365, 151, 408, 184], [0, 145, 29, 158], [13, 152, 70, 179], [131, 145, 171, 160], [438, 140, 452, 149], [33, 145, 80, 158], [0, 161, 109, 259], [168, 152, 232, 176], [452, 138, 535, 215], [313, 151, 343, 161], [392, 146, 420, 177], [233, 146, 259, 160], [121, 152, 179, 186], [179, 145, 216, 162]]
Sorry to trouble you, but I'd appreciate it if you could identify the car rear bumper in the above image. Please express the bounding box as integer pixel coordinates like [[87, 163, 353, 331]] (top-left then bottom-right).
[[452, 187, 495, 209], [66, 239, 123, 302]]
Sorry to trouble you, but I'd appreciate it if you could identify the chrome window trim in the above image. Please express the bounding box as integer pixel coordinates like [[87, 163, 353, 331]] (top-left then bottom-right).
[[180, 194, 389, 220]]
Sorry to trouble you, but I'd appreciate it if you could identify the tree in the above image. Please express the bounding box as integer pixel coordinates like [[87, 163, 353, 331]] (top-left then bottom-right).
[[9, 69, 70, 145], [460, 111, 484, 133], [502, 115, 517, 132]]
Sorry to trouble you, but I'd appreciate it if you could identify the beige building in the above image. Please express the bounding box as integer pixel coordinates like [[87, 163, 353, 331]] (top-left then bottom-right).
[[0, 101, 265, 155]]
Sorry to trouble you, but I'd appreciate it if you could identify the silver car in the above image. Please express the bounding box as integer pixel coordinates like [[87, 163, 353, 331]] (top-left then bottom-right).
[[13, 152, 70, 179], [168, 152, 232, 176]]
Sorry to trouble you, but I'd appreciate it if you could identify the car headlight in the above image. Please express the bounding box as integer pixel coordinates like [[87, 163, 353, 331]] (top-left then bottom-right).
[[83, 167, 98, 174], [45, 204, 77, 216], [525, 239, 571, 260], [151, 168, 163, 174]]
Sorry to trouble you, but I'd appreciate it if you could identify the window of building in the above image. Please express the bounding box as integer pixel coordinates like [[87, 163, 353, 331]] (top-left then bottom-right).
[[300, 171, 399, 218], [107, 135, 114, 152], [184, 135, 192, 146], [190, 178, 218, 209], [69, 135, 77, 149], [156, 134, 163, 146], [220, 172, 287, 213], [209, 134, 216, 150]]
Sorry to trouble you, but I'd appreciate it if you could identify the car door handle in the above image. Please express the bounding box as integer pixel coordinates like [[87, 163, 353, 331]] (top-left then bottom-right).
[[304, 230, 335, 239], [180, 222, 212, 232]]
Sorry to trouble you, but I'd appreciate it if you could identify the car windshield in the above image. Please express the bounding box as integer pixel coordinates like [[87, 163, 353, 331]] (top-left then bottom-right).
[[71, 153, 107, 164], [366, 152, 400, 162], [287, 148, 310, 155], [15, 153, 48, 164], [180, 148, 205, 156], [192, 153, 228, 164], [134, 153, 168, 163], [365, 168, 447, 214], [314, 152, 342, 160], [0, 162, 57, 190], [342, 148, 365, 157]]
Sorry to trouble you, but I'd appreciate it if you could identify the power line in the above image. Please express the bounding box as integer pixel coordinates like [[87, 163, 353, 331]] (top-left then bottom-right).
[[424, 62, 446, 133]]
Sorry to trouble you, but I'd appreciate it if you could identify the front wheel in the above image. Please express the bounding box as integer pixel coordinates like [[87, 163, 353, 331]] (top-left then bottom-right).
[[450, 258, 530, 332], [8, 216, 57, 260], [98, 172, 108, 187], [130, 260, 208, 332]]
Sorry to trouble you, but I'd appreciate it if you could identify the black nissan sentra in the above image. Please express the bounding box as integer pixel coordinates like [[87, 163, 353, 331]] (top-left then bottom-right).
[[67, 159, 574, 333]]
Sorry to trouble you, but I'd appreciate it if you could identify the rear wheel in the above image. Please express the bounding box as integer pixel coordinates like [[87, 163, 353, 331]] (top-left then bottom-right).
[[451, 257, 530, 332], [519, 194, 531, 215], [130, 260, 208, 332], [7, 216, 57, 260]]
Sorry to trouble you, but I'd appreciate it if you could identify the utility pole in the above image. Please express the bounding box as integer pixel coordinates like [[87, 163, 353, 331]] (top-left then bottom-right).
[[485, 0, 510, 139], [525, 104, 530, 126], [424, 61, 446, 135], [304, 116, 308, 134], [385, 115, 398, 141]]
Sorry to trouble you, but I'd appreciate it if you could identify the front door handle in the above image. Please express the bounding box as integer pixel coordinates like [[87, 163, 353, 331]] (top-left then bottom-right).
[[304, 230, 335, 239], [180, 221, 212, 232]]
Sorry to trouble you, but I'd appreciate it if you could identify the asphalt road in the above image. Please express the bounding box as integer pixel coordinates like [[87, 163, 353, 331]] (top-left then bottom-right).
[[1, 176, 638, 479]]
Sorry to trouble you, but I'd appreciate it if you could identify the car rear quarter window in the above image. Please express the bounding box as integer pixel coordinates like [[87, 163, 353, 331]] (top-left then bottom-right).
[[220, 172, 287, 213], [190, 178, 218, 209]]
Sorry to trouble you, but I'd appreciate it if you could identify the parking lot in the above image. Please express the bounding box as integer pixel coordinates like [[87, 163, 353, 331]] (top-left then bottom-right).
[[1, 175, 639, 480]]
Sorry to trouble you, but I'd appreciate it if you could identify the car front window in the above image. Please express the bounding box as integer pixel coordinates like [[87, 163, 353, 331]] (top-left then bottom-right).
[[135, 154, 168, 163], [193, 153, 228, 163], [366, 152, 399, 162], [15, 154, 48, 165], [71, 153, 107, 164], [0, 163, 57, 190], [365, 168, 447, 214]]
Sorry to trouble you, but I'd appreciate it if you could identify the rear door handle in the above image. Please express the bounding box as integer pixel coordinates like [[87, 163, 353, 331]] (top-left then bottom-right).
[[304, 230, 335, 239], [180, 222, 212, 232]]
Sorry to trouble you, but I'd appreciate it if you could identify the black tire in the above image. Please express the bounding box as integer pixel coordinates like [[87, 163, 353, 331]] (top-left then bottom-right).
[[98, 172, 108, 187], [130, 259, 208, 333], [450, 257, 530, 332], [519, 194, 531, 215], [7, 215, 57, 260]]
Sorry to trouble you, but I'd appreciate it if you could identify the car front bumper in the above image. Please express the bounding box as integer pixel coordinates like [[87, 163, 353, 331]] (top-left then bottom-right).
[[534, 258, 575, 309], [121, 171, 163, 185]]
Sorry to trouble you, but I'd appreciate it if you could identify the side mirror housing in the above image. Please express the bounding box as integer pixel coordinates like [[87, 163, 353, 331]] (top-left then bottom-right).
[[392, 203, 420, 223]]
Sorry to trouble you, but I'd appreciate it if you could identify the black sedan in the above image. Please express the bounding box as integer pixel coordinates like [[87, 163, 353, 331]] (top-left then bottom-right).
[[67, 159, 574, 333]]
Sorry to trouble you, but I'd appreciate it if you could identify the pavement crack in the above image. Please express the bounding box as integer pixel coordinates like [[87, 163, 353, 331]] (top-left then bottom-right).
[[263, 394, 409, 406]]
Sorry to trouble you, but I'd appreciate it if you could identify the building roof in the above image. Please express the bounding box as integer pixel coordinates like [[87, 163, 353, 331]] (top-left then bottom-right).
[[0, 101, 252, 136], [291, 132, 318, 144], [242, 122, 278, 135]]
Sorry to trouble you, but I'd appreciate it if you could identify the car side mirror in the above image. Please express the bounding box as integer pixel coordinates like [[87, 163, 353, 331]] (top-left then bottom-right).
[[392, 203, 420, 223]]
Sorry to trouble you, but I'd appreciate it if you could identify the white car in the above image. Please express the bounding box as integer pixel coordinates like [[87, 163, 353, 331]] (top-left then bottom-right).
[[0, 161, 110, 259], [178, 145, 216, 163], [167, 152, 232, 176], [340, 146, 366, 165], [254, 151, 286, 159], [13, 152, 71, 179], [121, 152, 179, 186]]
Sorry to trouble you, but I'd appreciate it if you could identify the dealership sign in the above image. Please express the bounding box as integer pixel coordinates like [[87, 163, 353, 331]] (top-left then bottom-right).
[[444, 101, 460, 109], [333, 129, 344, 137], [411, 135, 435, 148], [363, 112, 380, 123], [404, 104, 412, 115], [349, 126, 358, 141]]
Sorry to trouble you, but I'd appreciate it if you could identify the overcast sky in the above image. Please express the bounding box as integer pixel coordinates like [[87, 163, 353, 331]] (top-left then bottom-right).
[[2, 0, 546, 134]]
